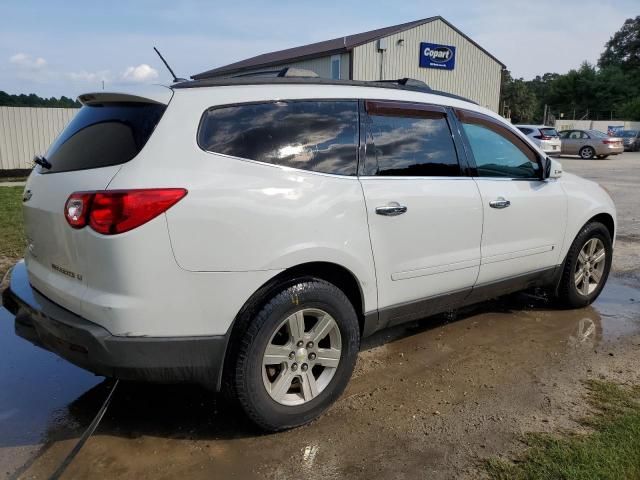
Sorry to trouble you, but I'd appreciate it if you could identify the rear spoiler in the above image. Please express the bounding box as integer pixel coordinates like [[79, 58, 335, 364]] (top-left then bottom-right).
[[78, 85, 173, 106]]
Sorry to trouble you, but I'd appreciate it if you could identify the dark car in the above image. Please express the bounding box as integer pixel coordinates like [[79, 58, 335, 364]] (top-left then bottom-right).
[[619, 130, 640, 151]]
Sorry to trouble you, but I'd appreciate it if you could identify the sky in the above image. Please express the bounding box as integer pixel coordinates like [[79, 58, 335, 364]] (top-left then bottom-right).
[[0, 0, 635, 98]]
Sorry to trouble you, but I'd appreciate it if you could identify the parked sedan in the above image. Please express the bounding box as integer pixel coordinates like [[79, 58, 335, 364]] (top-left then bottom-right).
[[558, 129, 624, 159], [618, 130, 640, 151], [516, 125, 562, 155]]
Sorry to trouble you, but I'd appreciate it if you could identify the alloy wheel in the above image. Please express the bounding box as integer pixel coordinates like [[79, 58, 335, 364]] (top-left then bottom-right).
[[262, 308, 341, 406], [580, 147, 595, 159], [574, 238, 606, 296]]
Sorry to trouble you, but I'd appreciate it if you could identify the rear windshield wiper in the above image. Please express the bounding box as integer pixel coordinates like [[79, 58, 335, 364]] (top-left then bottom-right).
[[33, 155, 52, 170]]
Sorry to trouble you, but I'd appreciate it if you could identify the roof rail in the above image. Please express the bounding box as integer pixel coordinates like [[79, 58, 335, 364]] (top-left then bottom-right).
[[232, 67, 319, 79], [171, 77, 477, 105]]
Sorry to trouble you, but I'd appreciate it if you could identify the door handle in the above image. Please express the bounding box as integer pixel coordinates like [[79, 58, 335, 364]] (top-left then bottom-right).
[[489, 197, 511, 209], [375, 202, 408, 216]]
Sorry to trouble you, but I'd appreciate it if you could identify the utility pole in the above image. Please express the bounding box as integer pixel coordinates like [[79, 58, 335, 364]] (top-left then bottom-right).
[[543, 104, 548, 125]]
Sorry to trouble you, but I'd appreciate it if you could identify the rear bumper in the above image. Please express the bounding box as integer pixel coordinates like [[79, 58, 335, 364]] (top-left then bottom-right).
[[2, 261, 228, 390]]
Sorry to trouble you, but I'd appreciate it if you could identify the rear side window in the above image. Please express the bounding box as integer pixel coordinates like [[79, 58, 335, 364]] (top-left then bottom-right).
[[45, 102, 165, 173], [517, 127, 533, 135], [198, 100, 358, 176], [362, 101, 460, 177]]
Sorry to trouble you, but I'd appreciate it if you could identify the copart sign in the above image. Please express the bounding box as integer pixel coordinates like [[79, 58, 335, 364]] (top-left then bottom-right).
[[419, 42, 456, 70]]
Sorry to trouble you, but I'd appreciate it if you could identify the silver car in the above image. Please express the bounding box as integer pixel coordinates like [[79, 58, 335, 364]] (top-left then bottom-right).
[[619, 130, 640, 151], [558, 129, 624, 159]]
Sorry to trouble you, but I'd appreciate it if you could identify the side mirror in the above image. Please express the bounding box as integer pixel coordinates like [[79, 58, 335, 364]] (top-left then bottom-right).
[[542, 157, 563, 179]]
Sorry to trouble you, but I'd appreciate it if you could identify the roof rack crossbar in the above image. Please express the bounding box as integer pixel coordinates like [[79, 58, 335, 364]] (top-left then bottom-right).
[[374, 78, 432, 91], [232, 67, 319, 79]]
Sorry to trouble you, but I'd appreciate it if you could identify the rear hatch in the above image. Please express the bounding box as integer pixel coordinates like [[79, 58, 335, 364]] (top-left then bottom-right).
[[537, 128, 561, 151], [22, 88, 171, 314]]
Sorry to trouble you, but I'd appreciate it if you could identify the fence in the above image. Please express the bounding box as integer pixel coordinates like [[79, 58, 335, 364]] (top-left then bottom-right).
[[0, 106, 78, 170], [555, 119, 640, 133]]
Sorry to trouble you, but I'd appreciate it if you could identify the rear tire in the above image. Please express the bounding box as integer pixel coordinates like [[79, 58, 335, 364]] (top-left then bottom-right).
[[232, 278, 359, 431], [580, 146, 596, 159], [556, 222, 612, 308]]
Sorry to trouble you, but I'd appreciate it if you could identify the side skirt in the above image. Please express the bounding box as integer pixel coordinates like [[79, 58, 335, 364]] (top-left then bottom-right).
[[362, 266, 560, 338]]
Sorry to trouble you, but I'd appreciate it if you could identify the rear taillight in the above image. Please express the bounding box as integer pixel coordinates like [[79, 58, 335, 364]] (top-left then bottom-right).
[[534, 135, 553, 140], [64, 193, 93, 229], [602, 139, 618, 145], [64, 189, 187, 235]]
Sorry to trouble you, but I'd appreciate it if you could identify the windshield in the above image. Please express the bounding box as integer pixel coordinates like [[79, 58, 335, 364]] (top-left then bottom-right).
[[540, 128, 558, 137], [619, 130, 638, 138], [588, 130, 609, 138]]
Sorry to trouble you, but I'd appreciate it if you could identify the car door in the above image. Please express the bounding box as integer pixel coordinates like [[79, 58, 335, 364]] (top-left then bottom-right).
[[454, 109, 567, 287], [562, 130, 582, 155], [359, 101, 483, 329]]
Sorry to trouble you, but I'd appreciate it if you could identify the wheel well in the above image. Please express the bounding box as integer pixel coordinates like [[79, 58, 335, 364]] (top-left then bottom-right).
[[219, 262, 367, 391], [589, 213, 615, 239], [266, 262, 366, 332]]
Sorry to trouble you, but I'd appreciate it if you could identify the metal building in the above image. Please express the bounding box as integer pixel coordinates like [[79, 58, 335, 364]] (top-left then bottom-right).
[[193, 16, 505, 111], [0, 106, 78, 171]]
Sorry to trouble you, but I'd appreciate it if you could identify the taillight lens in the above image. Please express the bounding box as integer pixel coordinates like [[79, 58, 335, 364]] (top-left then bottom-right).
[[64, 189, 187, 235], [65, 193, 93, 228]]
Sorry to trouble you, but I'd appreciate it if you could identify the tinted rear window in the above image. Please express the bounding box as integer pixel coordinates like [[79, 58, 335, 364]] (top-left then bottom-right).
[[198, 101, 358, 176], [588, 130, 608, 138], [540, 128, 558, 137], [44, 102, 165, 174]]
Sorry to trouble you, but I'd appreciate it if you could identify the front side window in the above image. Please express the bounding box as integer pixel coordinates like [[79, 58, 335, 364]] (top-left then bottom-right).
[[198, 100, 358, 176], [362, 102, 461, 177], [457, 110, 540, 179]]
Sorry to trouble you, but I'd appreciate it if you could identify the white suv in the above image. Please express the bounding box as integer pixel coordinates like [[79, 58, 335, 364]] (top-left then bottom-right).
[[516, 124, 562, 155], [3, 77, 616, 431]]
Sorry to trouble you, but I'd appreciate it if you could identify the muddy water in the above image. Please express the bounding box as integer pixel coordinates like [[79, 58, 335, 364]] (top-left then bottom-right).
[[3, 277, 640, 480], [0, 307, 102, 478]]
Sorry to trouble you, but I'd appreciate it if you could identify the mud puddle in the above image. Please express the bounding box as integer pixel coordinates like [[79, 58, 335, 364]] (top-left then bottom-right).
[[4, 276, 640, 479]]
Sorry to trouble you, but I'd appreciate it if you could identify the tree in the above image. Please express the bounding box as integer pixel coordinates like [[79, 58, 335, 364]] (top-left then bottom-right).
[[500, 70, 537, 123], [599, 16, 640, 70], [617, 97, 640, 121], [0, 91, 80, 108]]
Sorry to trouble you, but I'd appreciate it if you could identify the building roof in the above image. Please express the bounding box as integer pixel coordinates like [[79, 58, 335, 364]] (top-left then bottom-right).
[[192, 16, 505, 80]]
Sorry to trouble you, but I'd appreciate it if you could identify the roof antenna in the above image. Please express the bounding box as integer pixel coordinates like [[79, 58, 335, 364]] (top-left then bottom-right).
[[153, 47, 187, 83]]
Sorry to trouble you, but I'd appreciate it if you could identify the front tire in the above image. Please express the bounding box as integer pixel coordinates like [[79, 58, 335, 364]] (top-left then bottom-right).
[[580, 146, 596, 159], [556, 222, 612, 308], [233, 279, 359, 431]]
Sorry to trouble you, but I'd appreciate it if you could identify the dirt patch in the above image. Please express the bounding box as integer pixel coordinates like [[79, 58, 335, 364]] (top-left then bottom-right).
[[18, 276, 640, 480]]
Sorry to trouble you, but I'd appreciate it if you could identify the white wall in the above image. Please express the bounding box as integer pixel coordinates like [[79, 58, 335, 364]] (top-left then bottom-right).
[[555, 119, 640, 133], [352, 18, 503, 111], [0, 106, 78, 170]]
